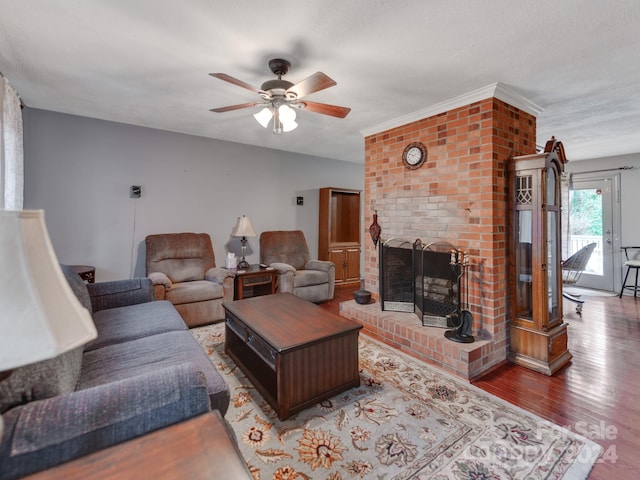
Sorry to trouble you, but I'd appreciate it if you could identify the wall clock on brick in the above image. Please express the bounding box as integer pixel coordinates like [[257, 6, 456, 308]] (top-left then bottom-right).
[[402, 142, 427, 169]]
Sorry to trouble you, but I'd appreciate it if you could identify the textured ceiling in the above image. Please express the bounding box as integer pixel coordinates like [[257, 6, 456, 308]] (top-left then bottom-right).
[[1, 0, 639, 163]]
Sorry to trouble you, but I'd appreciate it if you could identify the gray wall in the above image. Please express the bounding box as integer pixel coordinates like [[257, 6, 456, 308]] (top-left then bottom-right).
[[23, 108, 364, 281]]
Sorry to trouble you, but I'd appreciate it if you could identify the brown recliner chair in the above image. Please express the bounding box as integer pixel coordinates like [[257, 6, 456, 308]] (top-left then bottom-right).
[[145, 233, 235, 327], [260, 230, 335, 303]]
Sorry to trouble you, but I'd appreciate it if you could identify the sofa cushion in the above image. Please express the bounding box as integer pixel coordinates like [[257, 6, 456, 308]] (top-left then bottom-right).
[[0, 364, 211, 480], [77, 331, 230, 415], [87, 278, 155, 313], [84, 300, 187, 351], [0, 347, 83, 414], [166, 280, 224, 305]]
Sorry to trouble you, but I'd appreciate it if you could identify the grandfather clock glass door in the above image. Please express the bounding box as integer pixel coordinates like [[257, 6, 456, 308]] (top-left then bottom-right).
[[546, 165, 561, 328], [515, 178, 534, 321], [508, 138, 572, 376]]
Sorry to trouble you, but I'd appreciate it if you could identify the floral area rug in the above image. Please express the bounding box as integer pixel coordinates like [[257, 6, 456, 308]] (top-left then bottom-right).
[[192, 323, 601, 480]]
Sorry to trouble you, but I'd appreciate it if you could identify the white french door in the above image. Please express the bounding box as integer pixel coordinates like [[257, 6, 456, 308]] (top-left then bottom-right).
[[567, 174, 620, 291]]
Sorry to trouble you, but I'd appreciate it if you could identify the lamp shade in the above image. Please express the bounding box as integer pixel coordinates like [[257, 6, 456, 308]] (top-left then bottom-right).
[[0, 210, 97, 371], [253, 103, 298, 134], [231, 215, 257, 238], [253, 107, 272, 129]]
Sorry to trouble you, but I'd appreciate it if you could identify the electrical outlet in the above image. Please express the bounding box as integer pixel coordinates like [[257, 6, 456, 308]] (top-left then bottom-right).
[[130, 185, 142, 198]]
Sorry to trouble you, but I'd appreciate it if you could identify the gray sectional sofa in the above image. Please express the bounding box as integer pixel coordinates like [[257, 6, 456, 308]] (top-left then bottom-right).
[[0, 265, 230, 479]]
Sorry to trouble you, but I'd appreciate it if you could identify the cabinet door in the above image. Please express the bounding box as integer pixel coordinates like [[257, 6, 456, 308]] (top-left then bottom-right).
[[329, 249, 347, 283], [345, 247, 361, 282]]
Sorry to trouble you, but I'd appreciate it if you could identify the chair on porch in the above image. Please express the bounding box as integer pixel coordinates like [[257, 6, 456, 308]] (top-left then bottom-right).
[[561, 242, 597, 313]]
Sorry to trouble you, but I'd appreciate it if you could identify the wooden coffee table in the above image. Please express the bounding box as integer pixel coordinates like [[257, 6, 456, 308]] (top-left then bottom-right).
[[223, 293, 362, 420]]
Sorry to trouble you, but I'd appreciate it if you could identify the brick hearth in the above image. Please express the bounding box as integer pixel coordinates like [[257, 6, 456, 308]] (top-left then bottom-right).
[[341, 300, 491, 380], [339, 84, 540, 380]]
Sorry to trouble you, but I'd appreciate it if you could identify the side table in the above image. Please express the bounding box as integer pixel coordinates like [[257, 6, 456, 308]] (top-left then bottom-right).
[[70, 265, 95, 283], [233, 264, 278, 300]]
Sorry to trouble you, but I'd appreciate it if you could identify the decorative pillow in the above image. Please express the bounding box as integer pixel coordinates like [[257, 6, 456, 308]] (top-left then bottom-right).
[[0, 347, 83, 414]]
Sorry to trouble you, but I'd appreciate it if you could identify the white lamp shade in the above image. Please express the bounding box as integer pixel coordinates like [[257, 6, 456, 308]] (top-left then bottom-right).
[[253, 107, 272, 128], [278, 103, 296, 123], [0, 210, 97, 371], [231, 215, 257, 238], [282, 120, 298, 133]]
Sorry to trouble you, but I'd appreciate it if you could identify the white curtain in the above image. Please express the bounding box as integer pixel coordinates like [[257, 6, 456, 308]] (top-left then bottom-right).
[[0, 75, 24, 210]]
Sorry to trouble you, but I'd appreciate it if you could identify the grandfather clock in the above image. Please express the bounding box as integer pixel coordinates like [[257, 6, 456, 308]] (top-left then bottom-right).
[[508, 137, 572, 375]]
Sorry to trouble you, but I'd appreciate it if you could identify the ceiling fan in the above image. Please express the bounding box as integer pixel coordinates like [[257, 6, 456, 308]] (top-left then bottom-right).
[[209, 58, 351, 134]]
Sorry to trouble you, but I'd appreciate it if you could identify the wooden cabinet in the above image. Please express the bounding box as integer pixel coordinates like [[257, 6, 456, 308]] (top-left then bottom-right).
[[507, 137, 572, 375], [328, 246, 361, 284], [319, 187, 361, 286]]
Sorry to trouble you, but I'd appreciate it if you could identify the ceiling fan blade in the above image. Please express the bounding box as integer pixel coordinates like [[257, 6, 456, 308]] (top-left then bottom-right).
[[209, 102, 262, 113], [299, 100, 351, 118], [287, 72, 336, 98], [209, 73, 263, 94]]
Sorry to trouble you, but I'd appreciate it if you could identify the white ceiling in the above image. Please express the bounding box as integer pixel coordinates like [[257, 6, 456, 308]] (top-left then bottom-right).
[[1, 0, 639, 163]]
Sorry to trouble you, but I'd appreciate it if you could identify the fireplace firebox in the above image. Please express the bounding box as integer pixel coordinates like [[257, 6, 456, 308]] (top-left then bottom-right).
[[380, 239, 463, 328]]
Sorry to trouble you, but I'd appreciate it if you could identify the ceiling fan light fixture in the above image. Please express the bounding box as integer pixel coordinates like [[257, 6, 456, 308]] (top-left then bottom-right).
[[282, 119, 298, 133], [211, 58, 349, 134], [253, 107, 272, 128], [278, 103, 296, 123], [263, 98, 297, 134]]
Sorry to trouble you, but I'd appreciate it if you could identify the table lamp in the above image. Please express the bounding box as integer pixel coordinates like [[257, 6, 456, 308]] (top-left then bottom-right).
[[231, 215, 257, 269], [0, 210, 98, 437]]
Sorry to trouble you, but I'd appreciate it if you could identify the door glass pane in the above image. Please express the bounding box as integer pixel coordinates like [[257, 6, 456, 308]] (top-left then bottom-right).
[[569, 188, 603, 275], [516, 210, 533, 319]]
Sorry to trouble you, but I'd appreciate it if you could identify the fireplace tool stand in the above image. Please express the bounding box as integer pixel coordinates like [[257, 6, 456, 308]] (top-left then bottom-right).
[[445, 251, 475, 344]]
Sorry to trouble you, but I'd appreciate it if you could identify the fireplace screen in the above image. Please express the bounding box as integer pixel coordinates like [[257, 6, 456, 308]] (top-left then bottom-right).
[[379, 238, 463, 327], [414, 241, 462, 327], [379, 238, 414, 312]]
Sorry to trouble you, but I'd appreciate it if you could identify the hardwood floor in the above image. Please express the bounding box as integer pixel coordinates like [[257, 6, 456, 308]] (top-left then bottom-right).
[[323, 286, 640, 479]]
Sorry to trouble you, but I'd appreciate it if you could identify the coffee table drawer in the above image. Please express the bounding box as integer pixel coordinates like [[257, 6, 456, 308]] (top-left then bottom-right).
[[246, 330, 276, 370], [226, 312, 276, 370], [225, 314, 246, 339]]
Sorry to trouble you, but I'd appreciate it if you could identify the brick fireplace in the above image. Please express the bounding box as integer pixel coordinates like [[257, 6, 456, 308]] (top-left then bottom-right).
[[340, 83, 540, 380]]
